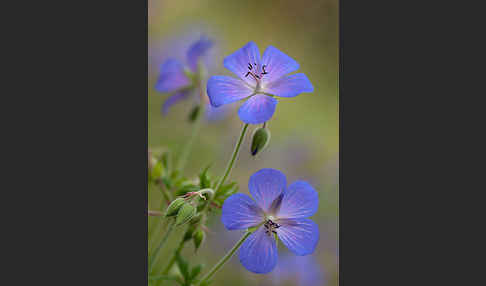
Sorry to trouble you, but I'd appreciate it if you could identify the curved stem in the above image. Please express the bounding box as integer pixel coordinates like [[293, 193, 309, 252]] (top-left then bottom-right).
[[197, 231, 253, 286], [215, 123, 249, 193], [149, 218, 175, 274], [197, 123, 249, 222]]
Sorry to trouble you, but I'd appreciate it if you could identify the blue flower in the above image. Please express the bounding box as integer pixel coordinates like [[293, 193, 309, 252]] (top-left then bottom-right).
[[207, 42, 314, 124], [221, 168, 319, 274], [154, 34, 229, 119]]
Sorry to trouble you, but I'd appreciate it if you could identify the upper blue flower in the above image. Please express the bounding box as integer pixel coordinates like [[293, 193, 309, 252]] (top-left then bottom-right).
[[221, 168, 319, 274], [154, 35, 229, 119], [207, 42, 314, 124]]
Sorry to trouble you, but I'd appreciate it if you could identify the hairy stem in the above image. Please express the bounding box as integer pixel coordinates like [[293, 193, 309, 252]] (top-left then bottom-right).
[[149, 218, 175, 274], [214, 123, 249, 193], [197, 231, 253, 285]]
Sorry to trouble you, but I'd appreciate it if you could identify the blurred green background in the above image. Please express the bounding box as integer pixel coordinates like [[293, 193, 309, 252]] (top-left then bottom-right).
[[148, 0, 338, 285]]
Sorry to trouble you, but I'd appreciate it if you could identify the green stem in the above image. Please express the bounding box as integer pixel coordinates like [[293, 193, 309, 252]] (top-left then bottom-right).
[[197, 123, 249, 225], [149, 218, 175, 274], [215, 123, 249, 193], [197, 231, 253, 285], [161, 239, 186, 275]]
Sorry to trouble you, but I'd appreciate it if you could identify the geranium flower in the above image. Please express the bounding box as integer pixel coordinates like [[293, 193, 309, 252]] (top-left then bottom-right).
[[154, 34, 229, 120], [207, 42, 314, 124], [221, 168, 319, 274]]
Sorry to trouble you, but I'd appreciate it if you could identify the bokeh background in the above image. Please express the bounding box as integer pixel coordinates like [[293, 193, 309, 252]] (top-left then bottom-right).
[[148, 0, 338, 285]]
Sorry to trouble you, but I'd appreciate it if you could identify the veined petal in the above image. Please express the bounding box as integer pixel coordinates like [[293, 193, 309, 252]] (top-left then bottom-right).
[[264, 73, 314, 98], [221, 194, 264, 230], [277, 181, 318, 219], [239, 226, 278, 274], [277, 218, 319, 256], [155, 59, 191, 93], [248, 168, 287, 213], [261, 46, 299, 84], [186, 35, 213, 72], [161, 89, 192, 115], [237, 94, 277, 124], [207, 76, 252, 107], [223, 41, 261, 86]]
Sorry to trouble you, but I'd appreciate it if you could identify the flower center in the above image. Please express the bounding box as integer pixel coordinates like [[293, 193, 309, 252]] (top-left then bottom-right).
[[244, 62, 268, 90], [263, 218, 281, 236]]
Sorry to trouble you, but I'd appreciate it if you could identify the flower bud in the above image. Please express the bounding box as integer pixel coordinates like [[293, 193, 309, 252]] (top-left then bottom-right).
[[183, 226, 195, 242], [165, 198, 186, 217], [250, 127, 271, 156], [189, 213, 203, 225], [193, 229, 205, 251], [188, 105, 201, 123], [176, 203, 197, 226]]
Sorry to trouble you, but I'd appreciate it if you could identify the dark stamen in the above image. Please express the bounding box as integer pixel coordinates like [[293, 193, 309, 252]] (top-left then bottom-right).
[[262, 65, 268, 75], [248, 63, 252, 70]]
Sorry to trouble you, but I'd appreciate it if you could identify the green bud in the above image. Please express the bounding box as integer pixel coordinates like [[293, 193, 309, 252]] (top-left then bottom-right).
[[165, 198, 186, 217], [189, 213, 203, 225], [183, 226, 195, 242], [193, 229, 205, 251], [176, 203, 197, 226], [188, 105, 201, 122], [250, 127, 271, 156]]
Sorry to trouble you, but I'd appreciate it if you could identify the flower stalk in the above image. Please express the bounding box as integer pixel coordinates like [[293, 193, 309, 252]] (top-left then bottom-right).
[[197, 230, 253, 286]]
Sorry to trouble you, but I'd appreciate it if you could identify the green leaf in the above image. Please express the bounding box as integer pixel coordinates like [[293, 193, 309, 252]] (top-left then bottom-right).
[[176, 184, 200, 197], [190, 264, 204, 280], [199, 165, 212, 189]]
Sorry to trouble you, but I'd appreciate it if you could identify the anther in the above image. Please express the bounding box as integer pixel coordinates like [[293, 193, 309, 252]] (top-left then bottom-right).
[[262, 65, 268, 75]]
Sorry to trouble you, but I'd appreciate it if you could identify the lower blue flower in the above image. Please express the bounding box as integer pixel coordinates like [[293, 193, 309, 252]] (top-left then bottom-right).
[[221, 168, 319, 274]]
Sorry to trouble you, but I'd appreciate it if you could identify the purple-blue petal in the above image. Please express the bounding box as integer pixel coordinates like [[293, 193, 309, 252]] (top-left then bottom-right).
[[221, 193, 264, 230], [239, 226, 278, 274], [186, 35, 213, 72], [207, 76, 252, 107], [277, 218, 319, 256], [248, 168, 287, 213], [223, 41, 261, 87], [277, 181, 318, 219], [261, 46, 300, 85], [237, 94, 277, 124], [264, 73, 314, 98], [160, 89, 192, 115], [155, 59, 191, 93]]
